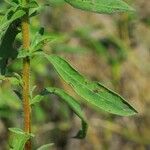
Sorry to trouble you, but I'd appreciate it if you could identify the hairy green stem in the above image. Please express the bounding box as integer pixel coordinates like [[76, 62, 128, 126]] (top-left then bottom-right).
[[21, 0, 31, 149]]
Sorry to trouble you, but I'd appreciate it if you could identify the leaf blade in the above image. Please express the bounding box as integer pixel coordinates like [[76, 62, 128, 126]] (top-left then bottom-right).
[[65, 0, 134, 14], [31, 87, 88, 139], [45, 54, 137, 116], [9, 128, 33, 150]]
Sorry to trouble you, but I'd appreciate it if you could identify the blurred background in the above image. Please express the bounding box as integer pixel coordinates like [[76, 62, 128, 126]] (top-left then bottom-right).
[[0, 0, 150, 149]]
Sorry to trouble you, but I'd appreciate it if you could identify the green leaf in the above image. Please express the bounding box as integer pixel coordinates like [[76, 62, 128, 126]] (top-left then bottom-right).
[[0, 20, 20, 75], [30, 28, 57, 53], [29, 3, 46, 17], [26, 0, 39, 8], [9, 128, 34, 150], [31, 87, 88, 139], [45, 54, 137, 116], [0, 73, 22, 86], [17, 27, 57, 58], [65, 0, 134, 14], [37, 143, 54, 150], [0, 9, 25, 36], [17, 48, 30, 59], [0, 7, 25, 74]]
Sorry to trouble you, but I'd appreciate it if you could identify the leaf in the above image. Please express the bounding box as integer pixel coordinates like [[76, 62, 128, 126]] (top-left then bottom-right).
[[0, 20, 20, 75], [29, 4, 46, 17], [9, 128, 34, 150], [0, 9, 25, 36], [45, 54, 137, 116], [0, 8, 25, 74], [37, 143, 54, 150], [65, 0, 134, 14], [4, 0, 18, 7], [26, 0, 39, 8], [31, 87, 88, 139], [30, 27, 57, 53], [17, 48, 30, 59], [0, 74, 22, 86]]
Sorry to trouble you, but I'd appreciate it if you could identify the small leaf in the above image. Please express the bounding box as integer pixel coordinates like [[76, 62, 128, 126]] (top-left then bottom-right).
[[30, 27, 57, 52], [0, 75, 22, 86], [9, 128, 34, 150], [26, 0, 39, 8], [0, 8, 25, 74], [31, 87, 88, 139], [29, 4, 46, 17], [17, 48, 30, 58], [0, 9, 25, 35], [30, 85, 37, 99], [65, 0, 134, 14], [45, 54, 137, 116], [0, 19, 20, 75]]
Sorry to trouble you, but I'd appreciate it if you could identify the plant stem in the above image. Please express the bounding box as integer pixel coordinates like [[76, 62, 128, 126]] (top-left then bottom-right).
[[21, 0, 31, 149]]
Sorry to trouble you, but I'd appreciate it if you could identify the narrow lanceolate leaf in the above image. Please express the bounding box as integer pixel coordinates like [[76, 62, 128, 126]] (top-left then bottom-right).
[[65, 0, 134, 14], [9, 128, 34, 150], [45, 54, 137, 116], [31, 87, 88, 139]]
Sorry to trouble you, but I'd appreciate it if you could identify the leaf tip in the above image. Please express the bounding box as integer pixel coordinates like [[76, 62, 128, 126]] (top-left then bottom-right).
[[121, 106, 138, 116], [130, 108, 138, 115]]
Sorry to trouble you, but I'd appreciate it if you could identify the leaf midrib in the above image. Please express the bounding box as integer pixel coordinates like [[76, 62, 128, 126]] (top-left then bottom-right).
[[51, 57, 130, 112], [67, 0, 132, 11]]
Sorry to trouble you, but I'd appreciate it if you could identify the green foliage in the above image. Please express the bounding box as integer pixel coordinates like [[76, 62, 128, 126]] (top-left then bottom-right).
[[0, 8, 25, 38], [0, 0, 137, 149], [45, 54, 137, 116], [0, 20, 20, 75], [9, 128, 33, 150], [0, 73, 22, 86], [31, 87, 88, 139], [0, 7, 25, 74], [30, 27, 57, 53], [18, 27, 58, 58], [65, 0, 134, 14]]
